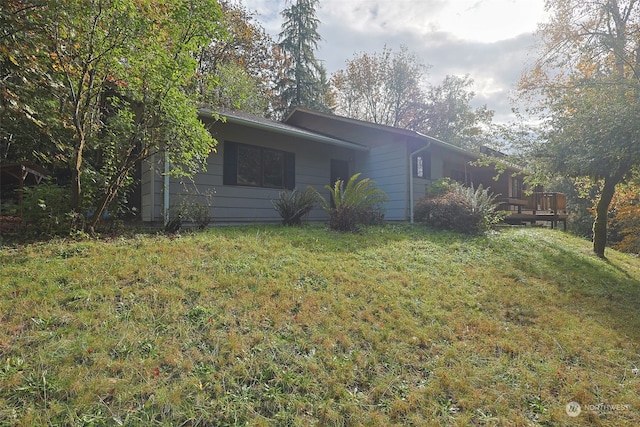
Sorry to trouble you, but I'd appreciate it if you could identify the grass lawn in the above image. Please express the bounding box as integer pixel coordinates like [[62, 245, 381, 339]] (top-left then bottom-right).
[[1, 224, 639, 426]]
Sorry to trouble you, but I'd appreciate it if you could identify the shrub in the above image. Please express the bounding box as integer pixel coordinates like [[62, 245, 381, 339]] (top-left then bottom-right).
[[272, 188, 316, 226], [451, 182, 504, 230], [21, 183, 82, 237], [166, 189, 214, 232], [424, 178, 452, 197], [312, 173, 387, 232], [415, 191, 480, 234], [415, 181, 503, 235]]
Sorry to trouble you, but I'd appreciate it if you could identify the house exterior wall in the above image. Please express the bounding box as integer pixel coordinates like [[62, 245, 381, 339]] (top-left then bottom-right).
[[409, 144, 522, 205], [355, 142, 409, 221], [140, 109, 518, 226], [473, 168, 511, 197], [407, 144, 468, 193], [141, 121, 354, 224], [141, 153, 165, 222], [409, 144, 491, 214]]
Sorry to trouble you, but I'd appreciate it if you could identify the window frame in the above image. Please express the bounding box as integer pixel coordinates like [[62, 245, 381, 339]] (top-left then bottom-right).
[[223, 141, 295, 190]]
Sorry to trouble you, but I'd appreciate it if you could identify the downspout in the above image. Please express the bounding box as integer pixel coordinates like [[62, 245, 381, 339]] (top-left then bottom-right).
[[149, 153, 155, 223], [409, 140, 432, 223], [163, 150, 170, 226]]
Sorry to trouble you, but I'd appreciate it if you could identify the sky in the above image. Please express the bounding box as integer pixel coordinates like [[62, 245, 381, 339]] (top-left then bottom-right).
[[240, 0, 550, 123]]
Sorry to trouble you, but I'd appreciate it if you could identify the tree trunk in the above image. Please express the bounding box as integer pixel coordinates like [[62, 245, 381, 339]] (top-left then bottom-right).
[[88, 166, 131, 231], [71, 136, 86, 212], [592, 176, 619, 258]]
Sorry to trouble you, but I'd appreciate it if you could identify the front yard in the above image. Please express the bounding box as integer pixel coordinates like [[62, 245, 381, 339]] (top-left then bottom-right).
[[1, 225, 639, 425]]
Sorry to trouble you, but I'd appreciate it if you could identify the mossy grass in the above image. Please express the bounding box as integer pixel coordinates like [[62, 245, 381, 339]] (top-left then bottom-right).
[[1, 225, 639, 425]]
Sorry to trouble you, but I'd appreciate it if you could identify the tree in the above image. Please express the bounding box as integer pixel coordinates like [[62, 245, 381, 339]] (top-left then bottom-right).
[[202, 62, 268, 114], [195, 0, 274, 115], [275, 0, 331, 117], [3, 0, 223, 231], [331, 45, 428, 127], [421, 75, 494, 150], [608, 177, 640, 253], [331, 46, 494, 149], [0, 1, 62, 165], [519, 0, 640, 257]]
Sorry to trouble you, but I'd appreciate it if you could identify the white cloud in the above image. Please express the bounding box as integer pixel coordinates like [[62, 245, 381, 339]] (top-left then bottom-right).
[[239, 0, 549, 123]]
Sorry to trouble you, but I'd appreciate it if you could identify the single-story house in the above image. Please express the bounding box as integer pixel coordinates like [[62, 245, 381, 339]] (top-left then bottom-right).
[[139, 107, 541, 225]]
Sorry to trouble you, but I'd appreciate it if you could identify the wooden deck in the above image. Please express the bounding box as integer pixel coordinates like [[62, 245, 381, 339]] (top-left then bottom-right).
[[497, 192, 568, 230]]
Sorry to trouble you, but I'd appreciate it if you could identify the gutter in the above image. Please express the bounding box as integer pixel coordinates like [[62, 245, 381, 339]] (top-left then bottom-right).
[[409, 138, 432, 223]]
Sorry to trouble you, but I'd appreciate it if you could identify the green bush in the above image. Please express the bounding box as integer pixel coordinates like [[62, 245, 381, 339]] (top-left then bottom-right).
[[424, 178, 452, 197], [415, 191, 479, 234], [166, 191, 214, 233], [415, 181, 503, 235], [21, 184, 81, 237], [313, 173, 387, 232], [272, 188, 316, 226]]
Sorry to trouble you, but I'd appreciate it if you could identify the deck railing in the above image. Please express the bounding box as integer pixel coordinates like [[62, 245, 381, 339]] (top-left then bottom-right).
[[526, 192, 567, 214], [496, 192, 568, 229]]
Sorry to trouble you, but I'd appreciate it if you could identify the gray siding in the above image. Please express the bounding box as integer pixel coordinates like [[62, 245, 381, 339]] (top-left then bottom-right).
[[141, 154, 165, 222], [141, 115, 492, 226], [356, 143, 409, 221], [144, 122, 353, 224]]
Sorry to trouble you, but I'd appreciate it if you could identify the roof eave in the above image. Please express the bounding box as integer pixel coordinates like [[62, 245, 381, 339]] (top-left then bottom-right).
[[200, 108, 370, 152]]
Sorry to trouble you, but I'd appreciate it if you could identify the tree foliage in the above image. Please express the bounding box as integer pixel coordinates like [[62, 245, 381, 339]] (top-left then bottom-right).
[[518, 0, 640, 257], [331, 46, 494, 149], [331, 45, 428, 127], [275, 0, 331, 117], [608, 179, 640, 254], [1, 1, 62, 164], [421, 75, 495, 150], [2, 0, 223, 230], [195, 0, 274, 114]]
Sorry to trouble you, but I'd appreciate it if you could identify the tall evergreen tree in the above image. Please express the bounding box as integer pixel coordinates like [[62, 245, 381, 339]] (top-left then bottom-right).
[[275, 0, 330, 117]]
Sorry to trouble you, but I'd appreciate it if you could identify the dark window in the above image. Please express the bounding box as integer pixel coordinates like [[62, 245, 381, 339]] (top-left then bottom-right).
[[511, 176, 522, 198], [223, 141, 294, 189], [262, 149, 284, 188], [237, 144, 262, 186]]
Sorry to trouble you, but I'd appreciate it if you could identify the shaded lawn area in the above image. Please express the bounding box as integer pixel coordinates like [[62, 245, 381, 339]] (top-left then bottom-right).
[[1, 224, 639, 426]]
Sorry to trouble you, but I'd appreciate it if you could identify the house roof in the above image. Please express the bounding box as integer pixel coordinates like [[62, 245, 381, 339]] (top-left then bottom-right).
[[199, 106, 517, 170], [198, 108, 370, 152], [285, 106, 480, 159]]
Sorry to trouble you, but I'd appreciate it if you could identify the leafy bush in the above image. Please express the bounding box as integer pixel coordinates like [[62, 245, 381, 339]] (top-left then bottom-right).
[[451, 182, 504, 228], [424, 178, 452, 197], [21, 184, 82, 237], [272, 188, 316, 226], [608, 181, 640, 254], [166, 189, 214, 232], [415, 181, 503, 235], [415, 191, 479, 234], [313, 173, 387, 232]]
